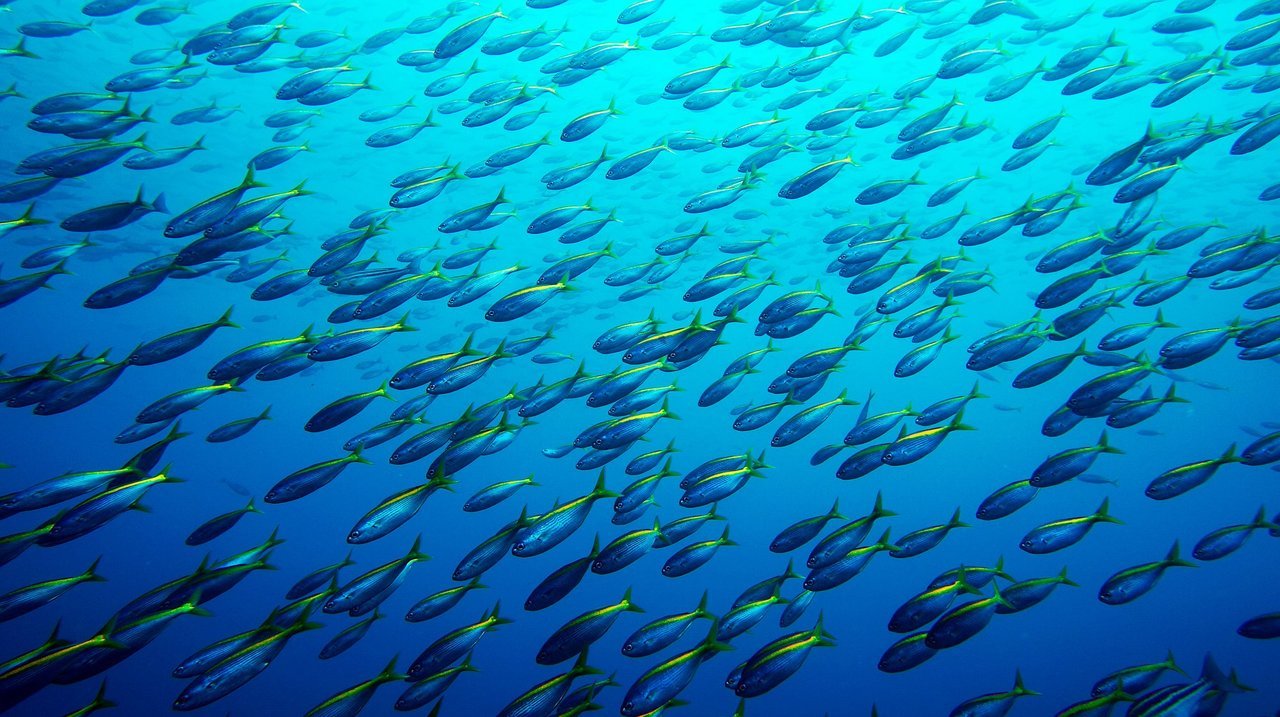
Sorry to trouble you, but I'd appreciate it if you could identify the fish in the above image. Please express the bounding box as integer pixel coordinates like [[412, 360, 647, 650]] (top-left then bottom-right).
[[347, 474, 454, 544], [265, 451, 371, 504], [1191, 506, 1279, 560], [733, 617, 836, 697], [406, 578, 486, 624], [620, 624, 729, 716], [948, 670, 1039, 717], [1030, 432, 1124, 487], [1021, 498, 1122, 554], [1098, 542, 1197, 605], [925, 582, 1014, 649], [514, 473, 618, 557], [324, 536, 429, 614], [623, 592, 713, 657], [206, 406, 272, 443], [305, 383, 393, 433], [995, 568, 1079, 614], [304, 657, 403, 715], [497, 651, 601, 717], [661, 526, 736, 577], [717, 583, 787, 642], [317, 611, 384, 660], [286, 551, 355, 601], [395, 662, 475, 712], [1125, 654, 1251, 717], [173, 617, 321, 711], [770, 499, 844, 553], [41, 470, 183, 545], [891, 508, 969, 559], [407, 603, 511, 680], [1091, 650, 1185, 697], [538, 587, 644, 665], [1146, 444, 1242, 500], [1238, 613, 1280, 640], [464, 475, 539, 512], [525, 535, 600, 612], [0, 558, 106, 623], [803, 525, 900, 592], [185, 498, 261, 546]]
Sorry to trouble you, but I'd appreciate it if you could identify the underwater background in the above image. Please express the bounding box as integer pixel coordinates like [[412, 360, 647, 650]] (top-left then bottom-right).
[[1, 0, 1279, 715]]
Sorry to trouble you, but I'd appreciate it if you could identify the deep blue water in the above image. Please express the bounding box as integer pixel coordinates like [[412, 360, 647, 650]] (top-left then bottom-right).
[[1, 0, 1279, 716]]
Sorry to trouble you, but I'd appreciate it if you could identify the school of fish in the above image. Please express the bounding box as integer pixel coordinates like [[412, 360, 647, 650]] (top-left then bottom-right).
[[1, 0, 1279, 715]]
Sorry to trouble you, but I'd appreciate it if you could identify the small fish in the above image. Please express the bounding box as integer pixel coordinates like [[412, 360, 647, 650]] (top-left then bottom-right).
[[1125, 654, 1250, 716], [1098, 542, 1196, 605], [734, 617, 836, 697], [661, 526, 736, 577], [497, 651, 601, 717], [42, 470, 183, 545], [407, 603, 511, 680], [325, 536, 428, 617], [620, 624, 729, 716], [593, 519, 664, 574], [305, 657, 403, 715], [1030, 432, 1124, 487], [287, 550, 355, 600], [623, 592, 713, 657], [1145, 444, 1241, 500], [717, 585, 786, 642], [771, 499, 845, 553], [515, 473, 618, 557], [891, 508, 969, 558], [207, 406, 272, 443], [185, 498, 261, 546], [406, 578, 486, 623], [807, 492, 894, 569], [173, 617, 321, 711], [948, 670, 1039, 717], [925, 582, 1014, 648], [526, 536, 600, 611], [1020, 498, 1122, 554], [464, 475, 538, 512], [1091, 650, 1185, 697], [347, 475, 454, 544], [995, 568, 1080, 614], [538, 587, 643, 664], [1192, 506, 1278, 561], [266, 451, 372, 504], [1238, 613, 1280, 640], [317, 611, 384, 661], [0, 557, 106, 623]]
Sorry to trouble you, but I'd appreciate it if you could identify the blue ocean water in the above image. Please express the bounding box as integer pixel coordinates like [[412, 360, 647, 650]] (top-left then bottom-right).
[[1, 0, 1279, 715]]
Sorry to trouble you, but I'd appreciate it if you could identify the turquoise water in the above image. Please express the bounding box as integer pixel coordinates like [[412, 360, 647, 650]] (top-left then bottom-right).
[[1, 0, 1279, 715]]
